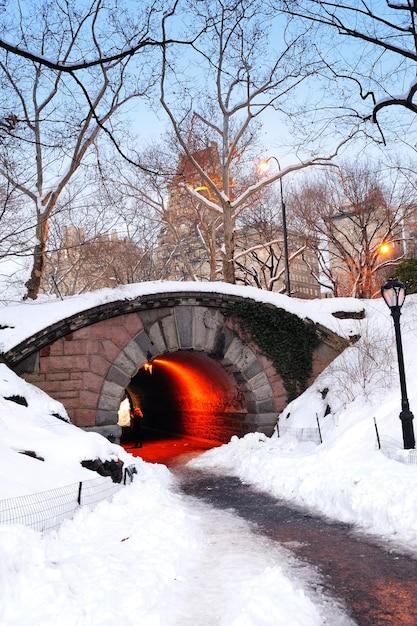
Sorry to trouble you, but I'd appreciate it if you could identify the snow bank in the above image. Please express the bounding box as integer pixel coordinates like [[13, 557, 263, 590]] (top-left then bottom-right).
[[220, 565, 325, 626], [0, 463, 352, 626], [0, 364, 131, 498], [0, 463, 181, 626], [0, 280, 363, 352], [192, 295, 417, 551]]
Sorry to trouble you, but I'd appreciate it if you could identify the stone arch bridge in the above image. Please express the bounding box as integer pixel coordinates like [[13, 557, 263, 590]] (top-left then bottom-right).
[[3, 290, 353, 443]]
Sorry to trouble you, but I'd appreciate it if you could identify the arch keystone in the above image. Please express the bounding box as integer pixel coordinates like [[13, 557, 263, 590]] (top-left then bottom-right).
[[149, 321, 167, 353], [175, 306, 193, 348]]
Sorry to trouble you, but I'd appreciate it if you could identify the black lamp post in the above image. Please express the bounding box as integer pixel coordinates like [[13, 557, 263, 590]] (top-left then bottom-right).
[[257, 156, 291, 296], [278, 171, 291, 298], [381, 277, 415, 449]]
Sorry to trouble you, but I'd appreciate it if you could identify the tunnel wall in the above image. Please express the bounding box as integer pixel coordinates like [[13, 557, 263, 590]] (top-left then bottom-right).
[[128, 352, 249, 442], [22, 313, 144, 433]]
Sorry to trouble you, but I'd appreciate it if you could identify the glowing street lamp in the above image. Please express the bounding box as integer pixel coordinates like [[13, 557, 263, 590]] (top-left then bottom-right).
[[381, 277, 415, 449], [257, 156, 291, 297], [378, 242, 392, 256], [257, 160, 271, 175]]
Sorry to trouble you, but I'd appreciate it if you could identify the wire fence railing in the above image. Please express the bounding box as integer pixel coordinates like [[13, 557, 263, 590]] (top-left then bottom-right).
[[276, 413, 324, 445], [375, 432, 417, 465], [0, 464, 137, 532], [277, 424, 322, 445], [277, 414, 417, 467]]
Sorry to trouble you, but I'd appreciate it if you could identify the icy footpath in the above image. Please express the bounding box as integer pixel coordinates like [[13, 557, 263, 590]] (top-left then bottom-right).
[[0, 459, 352, 626], [191, 427, 417, 553], [191, 296, 417, 553], [166, 499, 353, 626]]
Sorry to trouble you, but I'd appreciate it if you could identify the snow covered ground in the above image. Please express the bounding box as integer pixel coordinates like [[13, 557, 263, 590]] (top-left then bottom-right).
[[0, 461, 354, 626], [0, 322, 353, 625], [2, 286, 417, 624], [192, 294, 417, 552], [0, 364, 131, 498]]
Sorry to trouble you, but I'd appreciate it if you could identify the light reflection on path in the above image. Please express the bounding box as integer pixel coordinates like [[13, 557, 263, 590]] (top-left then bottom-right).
[[165, 495, 354, 626], [177, 467, 417, 626], [126, 437, 417, 625]]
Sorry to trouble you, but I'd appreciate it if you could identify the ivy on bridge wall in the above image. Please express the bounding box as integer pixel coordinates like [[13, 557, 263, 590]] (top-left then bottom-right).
[[228, 300, 320, 401]]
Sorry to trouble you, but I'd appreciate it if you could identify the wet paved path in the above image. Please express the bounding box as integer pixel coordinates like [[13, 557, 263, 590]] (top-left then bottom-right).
[[177, 467, 417, 626], [125, 435, 417, 625], [123, 431, 222, 465]]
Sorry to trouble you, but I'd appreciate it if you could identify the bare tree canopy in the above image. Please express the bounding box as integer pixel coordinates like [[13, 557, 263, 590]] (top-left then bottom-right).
[[291, 163, 415, 298], [159, 0, 352, 284], [279, 0, 417, 128], [0, 0, 164, 299], [0, 0, 190, 73]]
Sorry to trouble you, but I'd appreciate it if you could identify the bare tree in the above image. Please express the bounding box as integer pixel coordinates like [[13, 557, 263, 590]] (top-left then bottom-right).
[[279, 0, 417, 134], [41, 169, 160, 295], [291, 164, 414, 298], [45, 227, 154, 296], [159, 0, 351, 284], [327, 320, 395, 402], [0, 0, 160, 299], [0, 1, 209, 170], [233, 190, 310, 290], [233, 237, 308, 291], [0, 1, 188, 73], [119, 141, 319, 288]]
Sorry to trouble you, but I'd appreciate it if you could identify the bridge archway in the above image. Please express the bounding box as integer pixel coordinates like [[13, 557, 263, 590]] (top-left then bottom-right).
[[8, 290, 349, 442], [98, 308, 275, 442], [122, 351, 253, 441]]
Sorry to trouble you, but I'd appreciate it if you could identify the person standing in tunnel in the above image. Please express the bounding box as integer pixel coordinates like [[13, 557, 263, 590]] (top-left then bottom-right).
[[130, 405, 144, 448]]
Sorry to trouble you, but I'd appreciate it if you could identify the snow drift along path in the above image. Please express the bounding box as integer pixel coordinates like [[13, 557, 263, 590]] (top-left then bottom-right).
[[0, 460, 353, 626], [191, 296, 417, 553]]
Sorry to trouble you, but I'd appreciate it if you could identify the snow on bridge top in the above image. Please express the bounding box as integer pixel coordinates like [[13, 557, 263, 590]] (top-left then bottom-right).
[[0, 281, 364, 356]]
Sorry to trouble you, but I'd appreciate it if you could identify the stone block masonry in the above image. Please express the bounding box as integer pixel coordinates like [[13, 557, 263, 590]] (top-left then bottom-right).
[[12, 291, 350, 442], [22, 312, 144, 436]]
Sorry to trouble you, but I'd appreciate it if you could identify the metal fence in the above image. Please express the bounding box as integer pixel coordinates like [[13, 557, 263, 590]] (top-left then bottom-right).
[[377, 434, 417, 465], [277, 424, 322, 444], [276, 413, 324, 445], [0, 465, 137, 532], [277, 414, 417, 463]]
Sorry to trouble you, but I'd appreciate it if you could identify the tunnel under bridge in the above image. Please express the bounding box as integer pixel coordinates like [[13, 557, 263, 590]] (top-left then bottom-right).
[[5, 290, 352, 443]]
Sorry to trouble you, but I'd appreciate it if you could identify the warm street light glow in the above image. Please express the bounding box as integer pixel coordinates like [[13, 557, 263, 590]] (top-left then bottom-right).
[[256, 159, 271, 174], [378, 242, 392, 256]]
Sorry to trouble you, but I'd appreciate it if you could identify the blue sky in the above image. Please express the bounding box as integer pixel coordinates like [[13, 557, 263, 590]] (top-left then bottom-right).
[[114, 0, 417, 176]]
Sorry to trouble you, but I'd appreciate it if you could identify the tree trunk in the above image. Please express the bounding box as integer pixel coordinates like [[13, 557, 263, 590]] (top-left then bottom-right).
[[208, 228, 217, 281], [209, 251, 217, 281], [222, 202, 235, 283], [24, 214, 49, 300]]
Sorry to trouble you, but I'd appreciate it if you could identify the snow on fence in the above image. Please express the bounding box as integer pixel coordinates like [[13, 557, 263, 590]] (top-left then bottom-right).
[[276, 417, 323, 445], [279, 413, 417, 459], [377, 434, 417, 465], [0, 464, 137, 532]]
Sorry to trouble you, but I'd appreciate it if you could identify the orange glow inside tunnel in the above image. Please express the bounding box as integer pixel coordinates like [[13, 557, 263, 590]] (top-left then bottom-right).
[[126, 350, 245, 441], [152, 355, 224, 410]]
